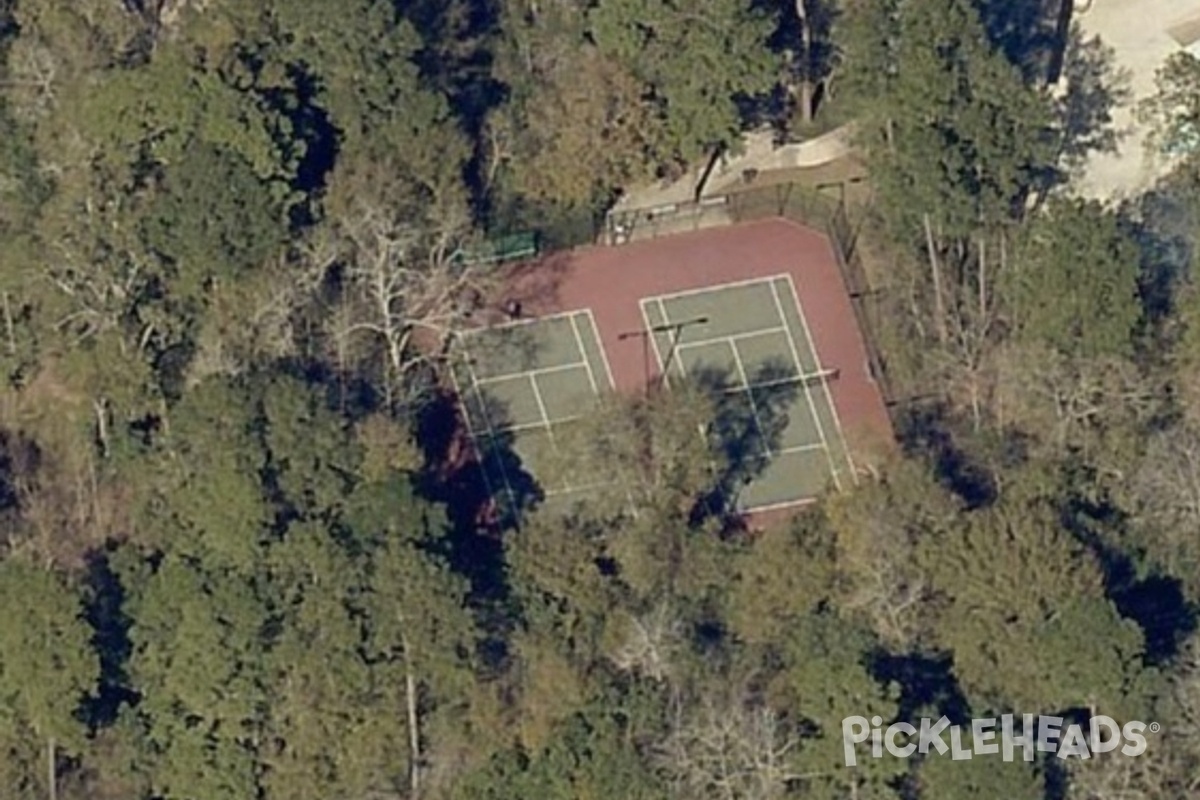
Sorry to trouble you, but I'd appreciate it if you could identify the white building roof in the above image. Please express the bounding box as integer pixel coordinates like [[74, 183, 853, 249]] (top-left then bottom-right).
[[1071, 0, 1200, 200]]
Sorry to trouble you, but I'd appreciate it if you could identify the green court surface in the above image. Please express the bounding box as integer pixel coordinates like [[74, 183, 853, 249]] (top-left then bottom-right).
[[640, 274, 854, 511], [449, 311, 614, 518]]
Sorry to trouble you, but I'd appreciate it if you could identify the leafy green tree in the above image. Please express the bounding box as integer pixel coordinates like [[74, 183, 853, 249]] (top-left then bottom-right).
[[258, 519, 407, 800], [264, 0, 472, 204], [449, 706, 665, 800], [136, 378, 270, 570], [767, 611, 904, 799], [919, 486, 1149, 718], [1003, 199, 1141, 360], [256, 373, 362, 520], [1140, 51, 1200, 171], [916, 753, 1044, 800], [588, 0, 778, 169], [843, 0, 1055, 240], [139, 143, 290, 303], [343, 475, 482, 799], [486, 3, 655, 208], [119, 550, 268, 800], [0, 559, 99, 800], [826, 458, 959, 651], [723, 513, 836, 646]]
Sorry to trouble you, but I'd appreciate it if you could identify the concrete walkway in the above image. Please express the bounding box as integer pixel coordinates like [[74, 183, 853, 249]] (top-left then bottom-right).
[[607, 124, 861, 244]]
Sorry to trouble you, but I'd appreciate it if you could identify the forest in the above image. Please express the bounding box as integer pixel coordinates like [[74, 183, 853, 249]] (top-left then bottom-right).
[[1, 0, 1199, 798]]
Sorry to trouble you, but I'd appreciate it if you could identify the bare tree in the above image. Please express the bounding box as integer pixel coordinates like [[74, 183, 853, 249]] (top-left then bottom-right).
[[657, 690, 810, 800], [609, 603, 682, 681], [829, 466, 944, 651], [992, 344, 1158, 457], [302, 186, 485, 409], [1, 37, 60, 119], [1124, 425, 1200, 598]]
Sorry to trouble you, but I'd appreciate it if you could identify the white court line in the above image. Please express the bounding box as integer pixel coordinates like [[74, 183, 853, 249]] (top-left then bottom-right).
[[673, 325, 789, 355], [637, 298, 670, 388], [527, 372, 575, 491], [582, 309, 617, 390], [568, 313, 600, 395], [776, 442, 827, 456], [647, 274, 782, 305], [462, 356, 520, 512], [542, 480, 613, 498], [641, 278, 848, 507], [528, 374, 555, 437], [452, 308, 626, 513], [729, 343, 772, 463], [474, 360, 590, 386], [580, 310, 639, 518], [655, 296, 683, 385], [741, 495, 820, 514], [769, 277, 840, 491], [490, 415, 585, 435], [456, 308, 586, 338], [782, 274, 858, 487]]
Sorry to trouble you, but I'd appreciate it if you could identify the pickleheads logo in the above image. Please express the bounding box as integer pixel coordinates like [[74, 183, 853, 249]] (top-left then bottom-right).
[[842, 715, 1156, 766]]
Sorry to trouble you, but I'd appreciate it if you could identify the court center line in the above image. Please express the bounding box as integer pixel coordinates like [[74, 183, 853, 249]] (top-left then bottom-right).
[[528, 373, 555, 440], [782, 274, 857, 488], [655, 296, 677, 386], [672, 324, 790, 354], [729, 344, 772, 463], [652, 303, 722, 474], [583, 309, 618, 390], [769, 277, 841, 492], [579, 309, 638, 515], [474, 359, 591, 386], [568, 312, 601, 396], [638, 298, 670, 388]]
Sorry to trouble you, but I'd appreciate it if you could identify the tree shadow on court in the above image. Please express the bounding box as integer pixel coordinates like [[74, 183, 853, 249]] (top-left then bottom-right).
[[415, 388, 543, 601], [685, 358, 807, 531]]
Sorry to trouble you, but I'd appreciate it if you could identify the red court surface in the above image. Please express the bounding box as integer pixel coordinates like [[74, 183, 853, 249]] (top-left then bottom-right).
[[441, 217, 896, 529], [495, 218, 893, 458]]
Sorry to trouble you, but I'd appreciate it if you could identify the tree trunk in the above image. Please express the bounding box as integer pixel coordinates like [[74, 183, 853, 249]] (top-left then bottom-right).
[[923, 214, 948, 344], [798, 81, 814, 125], [401, 629, 420, 799], [93, 398, 110, 459], [47, 736, 56, 800], [795, 0, 814, 123], [2, 291, 15, 356], [978, 236, 987, 323]]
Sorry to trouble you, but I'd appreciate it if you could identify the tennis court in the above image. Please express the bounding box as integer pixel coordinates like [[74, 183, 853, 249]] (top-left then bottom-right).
[[449, 310, 615, 519], [640, 274, 855, 511]]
